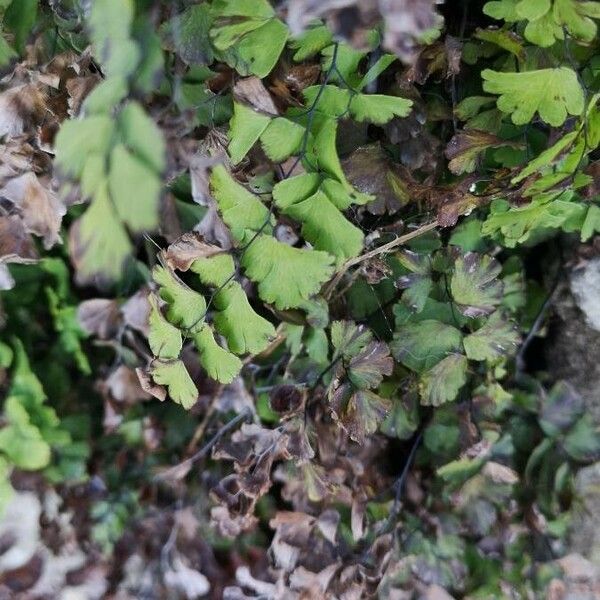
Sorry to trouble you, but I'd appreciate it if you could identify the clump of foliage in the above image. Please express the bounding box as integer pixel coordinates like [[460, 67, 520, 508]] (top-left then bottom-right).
[[1, 0, 600, 597]]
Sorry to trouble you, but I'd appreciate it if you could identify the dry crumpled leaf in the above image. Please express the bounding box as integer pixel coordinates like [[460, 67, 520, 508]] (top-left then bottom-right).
[[164, 231, 224, 271], [0, 214, 37, 258], [105, 365, 152, 404], [380, 0, 445, 63], [121, 287, 152, 335], [189, 133, 234, 249], [287, 0, 379, 50], [163, 556, 210, 600], [0, 83, 47, 138], [341, 144, 409, 215], [0, 137, 50, 180], [405, 37, 462, 85], [77, 298, 121, 339], [0, 215, 38, 290], [445, 129, 521, 175], [0, 173, 65, 249], [233, 77, 278, 116], [136, 365, 167, 402]]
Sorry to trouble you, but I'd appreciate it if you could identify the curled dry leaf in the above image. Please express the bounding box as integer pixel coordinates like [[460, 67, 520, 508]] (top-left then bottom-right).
[[481, 461, 519, 485], [233, 77, 278, 116], [380, 0, 445, 63], [445, 129, 522, 175], [105, 365, 152, 404], [0, 84, 47, 139], [0, 215, 38, 260], [341, 144, 409, 215], [164, 232, 224, 271], [287, 0, 379, 50], [0, 173, 65, 249], [436, 188, 481, 228], [163, 556, 210, 600], [120, 288, 151, 335], [329, 384, 391, 444], [405, 37, 462, 85], [189, 136, 234, 249], [76, 298, 121, 339], [269, 384, 306, 416], [136, 366, 167, 402]]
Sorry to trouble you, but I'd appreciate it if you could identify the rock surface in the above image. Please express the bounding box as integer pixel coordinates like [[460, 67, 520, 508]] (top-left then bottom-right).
[[546, 259, 600, 424]]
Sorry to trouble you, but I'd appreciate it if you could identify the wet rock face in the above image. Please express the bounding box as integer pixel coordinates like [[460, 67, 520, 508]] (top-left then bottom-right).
[[569, 464, 600, 566], [569, 258, 600, 332], [545, 257, 600, 564], [546, 258, 600, 424]]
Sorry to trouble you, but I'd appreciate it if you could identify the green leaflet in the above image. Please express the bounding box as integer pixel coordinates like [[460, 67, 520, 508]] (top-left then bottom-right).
[[118, 102, 166, 173], [191, 253, 236, 287], [517, 0, 551, 20], [0, 31, 17, 68], [147, 295, 183, 359], [511, 131, 579, 185], [486, 0, 600, 44], [213, 281, 275, 354], [290, 24, 333, 61], [553, 0, 600, 42], [451, 252, 504, 317], [481, 68, 584, 126], [349, 94, 413, 125], [54, 117, 115, 179], [260, 117, 305, 162], [153, 266, 207, 334], [210, 0, 288, 78], [229, 109, 306, 164], [210, 164, 272, 241], [321, 178, 374, 209], [0, 397, 51, 470], [482, 196, 588, 247], [463, 312, 519, 361], [241, 234, 335, 309], [473, 27, 526, 59], [272, 173, 322, 210], [89, 0, 140, 78], [46, 288, 91, 375], [322, 43, 366, 88], [108, 144, 161, 232], [281, 189, 364, 264], [193, 326, 242, 384], [83, 78, 129, 115], [303, 85, 352, 117], [0, 339, 80, 473], [418, 353, 468, 406], [159, 3, 214, 66], [52, 0, 166, 290], [70, 182, 132, 285], [392, 320, 463, 372], [149, 359, 198, 409], [581, 205, 600, 242], [331, 320, 374, 360], [228, 102, 271, 165], [315, 118, 348, 184], [3, 0, 37, 53]]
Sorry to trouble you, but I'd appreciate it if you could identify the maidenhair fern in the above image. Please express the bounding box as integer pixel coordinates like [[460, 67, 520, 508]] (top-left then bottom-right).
[[54, 0, 164, 285]]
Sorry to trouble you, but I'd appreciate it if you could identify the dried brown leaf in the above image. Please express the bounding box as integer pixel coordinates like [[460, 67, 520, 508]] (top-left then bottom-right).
[[0, 84, 47, 139], [341, 144, 408, 215], [105, 365, 152, 404], [77, 298, 121, 339], [233, 77, 278, 116], [164, 232, 224, 271], [136, 367, 167, 402]]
